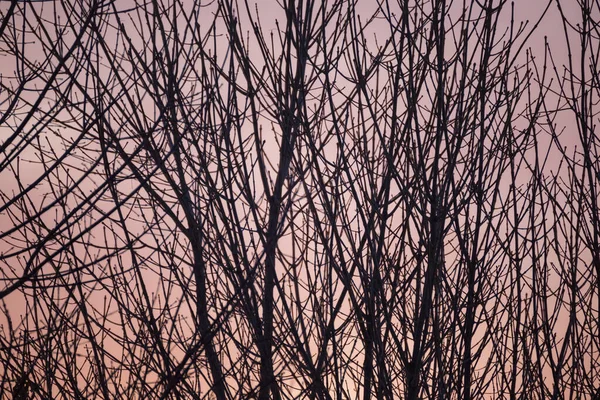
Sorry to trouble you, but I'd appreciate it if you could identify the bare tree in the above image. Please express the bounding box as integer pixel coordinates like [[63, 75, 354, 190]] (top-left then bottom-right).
[[0, 0, 599, 399]]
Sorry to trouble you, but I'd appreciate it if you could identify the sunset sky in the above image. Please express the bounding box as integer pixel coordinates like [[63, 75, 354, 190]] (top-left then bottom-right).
[[1, 0, 599, 399]]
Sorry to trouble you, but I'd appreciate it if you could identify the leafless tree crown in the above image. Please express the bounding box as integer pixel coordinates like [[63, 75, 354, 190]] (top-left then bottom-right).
[[0, 0, 599, 399]]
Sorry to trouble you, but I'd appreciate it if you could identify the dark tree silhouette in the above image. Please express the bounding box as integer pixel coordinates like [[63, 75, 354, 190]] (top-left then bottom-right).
[[0, 0, 599, 399]]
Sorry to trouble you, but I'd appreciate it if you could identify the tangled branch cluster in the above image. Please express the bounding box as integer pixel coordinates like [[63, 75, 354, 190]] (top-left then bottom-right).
[[0, 0, 599, 399]]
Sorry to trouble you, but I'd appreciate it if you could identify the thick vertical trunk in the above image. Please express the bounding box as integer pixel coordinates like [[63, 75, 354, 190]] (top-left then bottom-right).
[[406, 216, 444, 400], [192, 246, 228, 400], [405, 364, 420, 400], [258, 118, 295, 400]]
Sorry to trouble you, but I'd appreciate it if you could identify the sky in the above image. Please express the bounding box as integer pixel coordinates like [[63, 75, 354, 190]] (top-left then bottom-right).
[[0, 0, 599, 399]]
